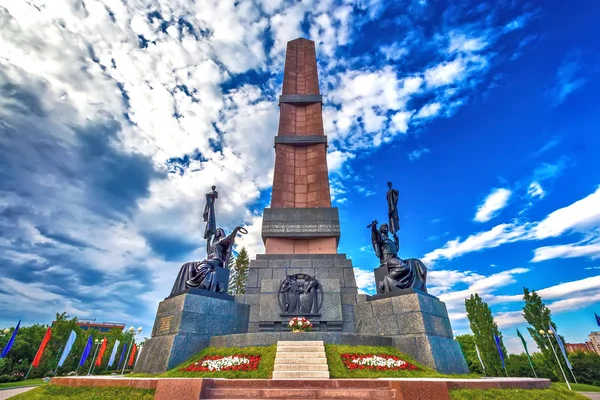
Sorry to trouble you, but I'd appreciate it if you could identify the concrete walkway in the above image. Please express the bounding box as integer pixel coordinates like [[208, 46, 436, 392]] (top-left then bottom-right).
[[0, 387, 36, 400], [581, 393, 600, 400]]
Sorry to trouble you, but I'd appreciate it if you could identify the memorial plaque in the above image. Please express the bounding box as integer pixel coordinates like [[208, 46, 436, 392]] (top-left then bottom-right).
[[159, 316, 173, 332]]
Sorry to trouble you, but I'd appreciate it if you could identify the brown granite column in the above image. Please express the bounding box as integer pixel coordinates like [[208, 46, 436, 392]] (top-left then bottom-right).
[[265, 38, 338, 254]]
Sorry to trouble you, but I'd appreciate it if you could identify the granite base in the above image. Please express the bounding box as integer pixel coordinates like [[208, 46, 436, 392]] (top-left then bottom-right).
[[353, 291, 469, 374], [134, 291, 249, 374], [209, 332, 392, 348]]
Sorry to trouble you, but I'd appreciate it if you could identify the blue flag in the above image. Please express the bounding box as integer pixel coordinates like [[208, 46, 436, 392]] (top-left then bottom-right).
[[107, 340, 120, 367], [494, 334, 505, 369], [549, 324, 572, 370], [79, 335, 93, 366], [595, 312, 600, 328], [117, 343, 127, 370], [58, 330, 77, 367], [0, 320, 20, 358]]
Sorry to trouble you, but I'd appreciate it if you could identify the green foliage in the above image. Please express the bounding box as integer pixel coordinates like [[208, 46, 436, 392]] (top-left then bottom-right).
[[10, 385, 155, 400], [522, 288, 569, 382], [559, 382, 600, 392], [160, 345, 276, 379], [505, 353, 536, 378], [0, 312, 136, 378], [228, 246, 250, 295], [324, 344, 478, 379], [449, 383, 588, 400], [455, 334, 484, 375], [569, 351, 600, 386], [464, 293, 507, 377]]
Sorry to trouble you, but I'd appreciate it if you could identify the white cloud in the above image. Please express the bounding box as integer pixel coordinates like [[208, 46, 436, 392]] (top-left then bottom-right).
[[353, 268, 376, 294], [474, 188, 512, 223], [407, 148, 431, 161], [425, 186, 600, 265], [425, 59, 466, 87], [527, 182, 545, 199], [532, 240, 600, 262], [547, 53, 590, 106], [415, 102, 441, 119]]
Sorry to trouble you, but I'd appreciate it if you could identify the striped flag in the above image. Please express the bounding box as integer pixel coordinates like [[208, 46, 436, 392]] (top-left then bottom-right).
[[79, 335, 93, 366], [58, 330, 77, 367], [32, 327, 52, 367], [107, 340, 120, 367], [0, 320, 20, 358], [493, 334, 505, 369]]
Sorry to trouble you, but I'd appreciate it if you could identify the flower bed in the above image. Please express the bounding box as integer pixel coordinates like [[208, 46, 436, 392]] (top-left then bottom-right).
[[340, 353, 419, 371], [181, 355, 261, 372]]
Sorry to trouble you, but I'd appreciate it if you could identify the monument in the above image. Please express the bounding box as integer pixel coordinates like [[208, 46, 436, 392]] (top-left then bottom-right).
[[136, 38, 468, 375], [134, 186, 251, 374]]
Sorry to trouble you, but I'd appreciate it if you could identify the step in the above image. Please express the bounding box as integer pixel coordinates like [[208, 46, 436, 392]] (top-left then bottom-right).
[[208, 379, 393, 389], [273, 357, 328, 364], [272, 370, 330, 379], [274, 364, 329, 371], [275, 352, 326, 358], [277, 346, 324, 352], [276, 341, 325, 346], [205, 388, 395, 399]]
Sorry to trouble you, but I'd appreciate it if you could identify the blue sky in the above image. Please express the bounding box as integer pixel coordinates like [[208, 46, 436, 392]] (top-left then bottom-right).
[[0, 0, 598, 353]]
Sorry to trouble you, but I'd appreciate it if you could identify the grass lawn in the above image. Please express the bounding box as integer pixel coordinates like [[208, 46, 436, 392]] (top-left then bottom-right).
[[0, 379, 46, 389], [325, 344, 481, 379], [158, 345, 276, 379], [450, 383, 589, 399], [557, 382, 600, 392], [9, 385, 154, 400]]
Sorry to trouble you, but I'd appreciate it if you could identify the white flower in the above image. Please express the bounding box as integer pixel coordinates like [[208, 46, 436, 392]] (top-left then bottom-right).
[[201, 356, 251, 371], [350, 356, 407, 369]]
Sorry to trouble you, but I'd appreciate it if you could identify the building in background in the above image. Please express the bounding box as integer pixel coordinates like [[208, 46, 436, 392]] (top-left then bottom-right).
[[565, 342, 593, 353], [52, 318, 125, 333], [589, 331, 600, 354]]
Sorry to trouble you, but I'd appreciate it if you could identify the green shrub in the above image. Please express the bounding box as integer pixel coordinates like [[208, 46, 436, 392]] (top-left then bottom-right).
[[0, 373, 24, 383]]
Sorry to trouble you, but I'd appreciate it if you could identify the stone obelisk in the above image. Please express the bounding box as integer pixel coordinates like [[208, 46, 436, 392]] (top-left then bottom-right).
[[238, 38, 359, 333], [263, 38, 339, 254]]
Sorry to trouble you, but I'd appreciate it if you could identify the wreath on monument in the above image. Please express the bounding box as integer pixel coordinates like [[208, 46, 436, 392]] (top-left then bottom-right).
[[288, 317, 313, 332]]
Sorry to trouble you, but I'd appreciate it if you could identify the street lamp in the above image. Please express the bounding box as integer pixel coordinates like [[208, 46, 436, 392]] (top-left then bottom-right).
[[87, 339, 101, 375], [539, 329, 571, 391], [1, 328, 9, 336], [121, 326, 142, 375]]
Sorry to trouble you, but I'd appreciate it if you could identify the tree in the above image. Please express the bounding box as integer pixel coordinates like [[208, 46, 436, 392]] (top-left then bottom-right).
[[228, 247, 250, 295], [455, 334, 484, 374], [465, 293, 507, 376], [522, 287, 570, 382], [569, 351, 600, 386]]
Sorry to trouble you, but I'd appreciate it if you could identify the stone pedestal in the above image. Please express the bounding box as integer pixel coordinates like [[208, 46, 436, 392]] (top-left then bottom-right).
[[134, 290, 249, 374], [236, 254, 360, 333], [353, 289, 469, 374]]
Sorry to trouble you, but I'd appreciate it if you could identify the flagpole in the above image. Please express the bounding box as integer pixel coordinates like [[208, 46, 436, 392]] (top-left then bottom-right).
[[549, 333, 578, 383], [87, 340, 100, 375], [121, 326, 142, 376], [52, 344, 64, 376], [541, 330, 571, 390]]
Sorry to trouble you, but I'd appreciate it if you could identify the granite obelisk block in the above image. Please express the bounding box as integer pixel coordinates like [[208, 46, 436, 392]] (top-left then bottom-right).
[[134, 290, 249, 374], [353, 290, 469, 374]]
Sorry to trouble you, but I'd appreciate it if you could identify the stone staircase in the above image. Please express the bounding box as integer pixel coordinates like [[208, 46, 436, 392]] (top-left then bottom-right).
[[202, 379, 397, 399], [272, 340, 329, 379]]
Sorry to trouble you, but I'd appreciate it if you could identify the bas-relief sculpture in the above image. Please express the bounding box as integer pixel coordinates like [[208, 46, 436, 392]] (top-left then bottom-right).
[[278, 274, 324, 315], [170, 185, 247, 297], [369, 182, 428, 294]]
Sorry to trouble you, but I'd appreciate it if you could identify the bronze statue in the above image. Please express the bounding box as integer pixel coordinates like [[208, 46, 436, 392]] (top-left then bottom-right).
[[278, 274, 323, 315], [203, 185, 218, 255], [386, 181, 400, 235], [368, 219, 427, 293], [170, 226, 247, 296]]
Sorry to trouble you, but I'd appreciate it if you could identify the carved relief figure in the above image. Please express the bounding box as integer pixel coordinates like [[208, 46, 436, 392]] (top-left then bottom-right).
[[278, 274, 323, 315]]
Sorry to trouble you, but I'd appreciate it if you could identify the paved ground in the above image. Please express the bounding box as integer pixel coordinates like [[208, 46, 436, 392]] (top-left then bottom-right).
[[581, 393, 600, 400], [0, 387, 36, 400]]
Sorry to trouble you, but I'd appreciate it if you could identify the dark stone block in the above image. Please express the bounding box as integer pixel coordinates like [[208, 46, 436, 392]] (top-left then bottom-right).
[[279, 94, 323, 104], [343, 267, 357, 287], [249, 260, 268, 269], [289, 259, 312, 269], [261, 207, 340, 241], [274, 135, 327, 146], [371, 297, 394, 318], [334, 258, 352, 268], [246, 269, 259, 288], [312, 259, 335, 268], [258, 268, 273, 282], [268, 259, 290, 268], [256, 254, 347, 260]]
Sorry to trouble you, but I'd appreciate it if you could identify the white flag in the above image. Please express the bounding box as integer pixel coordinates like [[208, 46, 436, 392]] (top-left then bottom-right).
[[474, 341, 486, 371], [107, 340, 120, 367]]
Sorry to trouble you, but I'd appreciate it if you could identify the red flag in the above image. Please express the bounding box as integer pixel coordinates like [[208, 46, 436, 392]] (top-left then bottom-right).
[[95, 337, 108, 366], [32, 327, 52, 367], [128, 343, 137, 367]]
